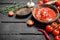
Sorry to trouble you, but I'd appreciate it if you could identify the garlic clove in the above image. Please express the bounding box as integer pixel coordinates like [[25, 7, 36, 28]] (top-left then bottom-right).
[[27, 2, 35, 7]]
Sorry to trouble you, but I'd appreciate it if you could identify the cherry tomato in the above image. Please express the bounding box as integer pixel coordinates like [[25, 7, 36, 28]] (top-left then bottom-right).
[[58, 19, 60, 24], [37, 1, 43, 4], [43, 0, 49, 3], [26, 20, 34, 26], [8, 11, 14, 17], [58, 25, 60, 32], [55, 1, 60, 6], [54, 36, 60, 40], [46, 25, 53, 32], [51, 22, 57, 28], [52, 29, 59, 36], [57, 6, 60, 12]]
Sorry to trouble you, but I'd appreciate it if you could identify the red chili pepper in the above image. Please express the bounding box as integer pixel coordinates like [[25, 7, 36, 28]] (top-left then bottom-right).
[[38, 28, 50, 40]]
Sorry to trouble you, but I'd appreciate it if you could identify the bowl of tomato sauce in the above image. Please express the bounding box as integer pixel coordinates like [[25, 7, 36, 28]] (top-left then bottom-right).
[[32, 4, 59, 23]]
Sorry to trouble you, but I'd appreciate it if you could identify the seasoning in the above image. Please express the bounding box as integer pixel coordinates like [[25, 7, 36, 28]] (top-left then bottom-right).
[[27, 0, 35, 7], [16, 8, 31, 16], [38, 28, 50, 40]]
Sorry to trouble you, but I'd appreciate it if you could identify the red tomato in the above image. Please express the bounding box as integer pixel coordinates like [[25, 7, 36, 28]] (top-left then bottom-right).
[[43, 0, 49, 3], [58, 25, 60, 32], [37, 1, 43, 4], [52, 29, 59, 36], [51, 22, 57, 28], [55, 1, 60, 6], [57, 6, 60, 12], [8, 11, 14, 17], [58, 19, 60, 24], [46, 25, 53, 32], [54, 36, 60, 40], [27, 20, 34, 26]]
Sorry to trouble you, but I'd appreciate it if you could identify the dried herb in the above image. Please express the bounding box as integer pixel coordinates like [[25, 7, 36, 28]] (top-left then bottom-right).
[[2, 4, 25, 12]]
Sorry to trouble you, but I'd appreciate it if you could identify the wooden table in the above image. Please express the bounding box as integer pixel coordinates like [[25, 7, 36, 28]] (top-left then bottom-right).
[[0, 0, 55, 40]]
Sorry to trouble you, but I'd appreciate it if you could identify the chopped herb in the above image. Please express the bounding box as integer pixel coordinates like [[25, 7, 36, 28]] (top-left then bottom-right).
[[2, 4, 25, 12]]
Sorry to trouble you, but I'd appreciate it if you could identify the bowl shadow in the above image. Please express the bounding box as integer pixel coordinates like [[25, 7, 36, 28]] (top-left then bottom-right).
[[15, 12, 31, 19], [30, 16, 51, 29]]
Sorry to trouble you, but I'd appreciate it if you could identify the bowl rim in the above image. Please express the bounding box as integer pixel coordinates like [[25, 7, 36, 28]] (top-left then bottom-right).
[[16, 7, 31, 16], [32, 4, 59, 23]]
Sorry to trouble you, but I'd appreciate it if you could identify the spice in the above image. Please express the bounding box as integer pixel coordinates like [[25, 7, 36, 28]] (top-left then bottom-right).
[[2, 4, 24, 12], [38, 28, 50, 40], [16, 8, 31, 16], [27, 0, 35, 7]]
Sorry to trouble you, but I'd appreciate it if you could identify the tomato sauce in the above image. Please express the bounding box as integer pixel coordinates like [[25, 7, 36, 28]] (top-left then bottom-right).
[[34, 7, 56, 22]]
